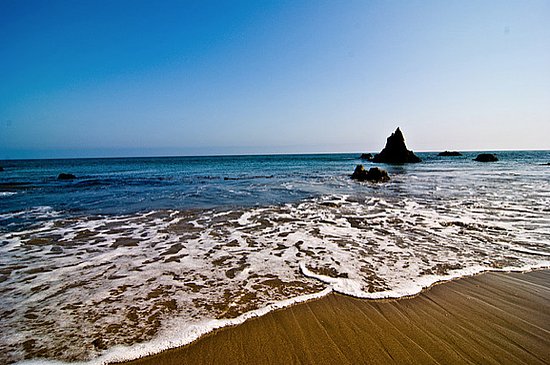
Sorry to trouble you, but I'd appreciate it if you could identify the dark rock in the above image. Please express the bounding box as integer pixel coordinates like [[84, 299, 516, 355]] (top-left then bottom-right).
[[438, 151, 462, 156], [0, 166, 3, 171], [365, 167, 390, 182], [351, 165, 390, 182], [57, 173, 76, 180], [351, 165, 367, 180], [372, 127, 421, 163], [359, 153, 373, 160], [473, 153, 498, 162]]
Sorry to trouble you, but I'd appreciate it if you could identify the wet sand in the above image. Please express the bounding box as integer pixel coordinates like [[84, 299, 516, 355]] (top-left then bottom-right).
[[123, 270, 550, 365]]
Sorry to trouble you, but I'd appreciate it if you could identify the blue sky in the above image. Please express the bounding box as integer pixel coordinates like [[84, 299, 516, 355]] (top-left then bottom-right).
[[1, 0, 549, 159]]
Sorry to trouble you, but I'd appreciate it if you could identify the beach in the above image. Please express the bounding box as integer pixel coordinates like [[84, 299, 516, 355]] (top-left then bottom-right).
[[3, 1, 550, 363], [1, 152, 549, 364], [125, 270, 550, 365]]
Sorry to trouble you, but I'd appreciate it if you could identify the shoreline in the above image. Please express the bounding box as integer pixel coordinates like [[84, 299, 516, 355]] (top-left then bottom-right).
[[119, 269, 550, 365]]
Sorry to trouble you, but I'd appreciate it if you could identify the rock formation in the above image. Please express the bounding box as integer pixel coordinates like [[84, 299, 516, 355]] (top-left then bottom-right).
[[372, 127, 421, 163], [438, 151, 462, 156], [473, 154, 498, 162], [57, 173, 76, 180], [359, 153, 373, 160], [351, 165, 390, 182]]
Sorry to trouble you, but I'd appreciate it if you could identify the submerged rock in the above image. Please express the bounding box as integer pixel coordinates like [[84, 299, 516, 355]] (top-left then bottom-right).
[[57, 173, 76, 180], [351, 165, 390, 182], [438, 151, 462, 156], [372, 127, 421, 164], [359, 153, 373, 160], [473, 153, 498, 162]]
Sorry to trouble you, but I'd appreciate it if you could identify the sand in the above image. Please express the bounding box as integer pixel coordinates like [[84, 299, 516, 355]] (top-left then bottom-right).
[[123, 270, 550, 364]]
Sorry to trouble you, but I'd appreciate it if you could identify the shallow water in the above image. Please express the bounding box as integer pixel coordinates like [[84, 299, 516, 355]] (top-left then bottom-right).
[[1, 151, 549, 364]]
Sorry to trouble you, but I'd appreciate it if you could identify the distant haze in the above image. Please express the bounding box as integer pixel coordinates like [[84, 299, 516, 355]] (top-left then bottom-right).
[[1, 0, 549, 159]]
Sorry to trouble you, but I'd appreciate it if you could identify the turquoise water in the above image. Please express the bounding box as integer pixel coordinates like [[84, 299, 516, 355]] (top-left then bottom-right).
[[1, 151, 549, 364], [0, 154, 358, 219], [1, 151, 548, 223]]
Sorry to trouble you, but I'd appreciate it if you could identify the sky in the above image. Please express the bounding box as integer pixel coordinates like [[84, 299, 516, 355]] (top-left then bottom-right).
[[1, 0, 549, 159]]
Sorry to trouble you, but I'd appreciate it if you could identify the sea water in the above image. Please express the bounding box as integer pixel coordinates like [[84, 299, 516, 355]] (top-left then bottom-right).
[[1, 151, 549, 364]]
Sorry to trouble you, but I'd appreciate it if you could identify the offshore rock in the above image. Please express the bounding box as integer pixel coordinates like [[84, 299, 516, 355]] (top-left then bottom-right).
[[359, 153, 373, 160], [351, 165, 390, 182], [372, 127, 421, 164], [57, 173, 76, 180], [473, 153, 498, 162], [438, 151, 462, 156]]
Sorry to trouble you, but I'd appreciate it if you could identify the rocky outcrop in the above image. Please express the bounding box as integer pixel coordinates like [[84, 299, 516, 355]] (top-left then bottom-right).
[[372, 127, 421, 163], [359, 153, 373, 160], [351, 165, 390, 182], [57, 173, 76, 180], [438, 151, 462, 156], [473, 154, 498, 162]]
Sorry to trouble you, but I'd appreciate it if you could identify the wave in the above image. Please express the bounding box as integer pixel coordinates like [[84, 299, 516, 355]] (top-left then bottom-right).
[[223, 175, 274, 181], [3, 187, 550, 364], [300, 262, 550, 299], [72, 177, 172, 188], [0, 182, 34, 190], [0, 206, 59, 221], [15, 264, 550, 365], [16, 287, 333, 365]]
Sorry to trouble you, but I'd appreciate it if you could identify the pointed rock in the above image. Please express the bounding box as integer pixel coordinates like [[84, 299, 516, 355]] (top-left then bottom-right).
[[372, 127, 421, 164]]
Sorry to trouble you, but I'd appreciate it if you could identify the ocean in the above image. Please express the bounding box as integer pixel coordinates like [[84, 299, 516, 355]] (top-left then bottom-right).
[[1, 151, 549, 364]]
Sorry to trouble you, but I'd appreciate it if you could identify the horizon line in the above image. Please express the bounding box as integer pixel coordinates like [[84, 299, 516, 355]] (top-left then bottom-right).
[[1, 148, 549, 161]]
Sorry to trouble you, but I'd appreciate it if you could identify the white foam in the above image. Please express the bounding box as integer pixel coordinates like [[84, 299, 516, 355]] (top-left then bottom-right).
[[301, 261, 550, 299], [0, 206, 58, 220], [237, 211, 252, 226], [16, 287, 333, 365], [17, 261, 550, 365], [4, 170, 550, 364]]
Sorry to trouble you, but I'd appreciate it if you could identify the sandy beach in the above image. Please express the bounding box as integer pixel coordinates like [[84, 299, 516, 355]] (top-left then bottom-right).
[[123, 270, 550, 365], [3, 1, 550, 363]]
